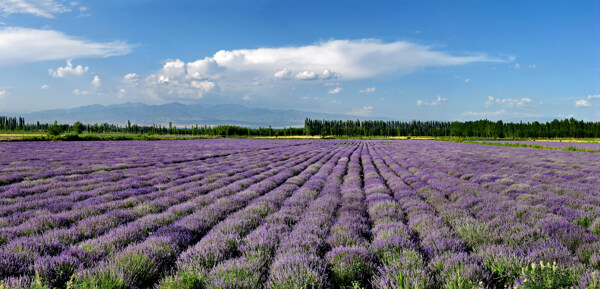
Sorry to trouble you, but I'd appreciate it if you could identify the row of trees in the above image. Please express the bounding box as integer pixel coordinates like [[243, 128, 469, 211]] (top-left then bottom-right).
[[2, 116, 600, 138], [304, 118, 600, 138], [0, 116, 305, 137]]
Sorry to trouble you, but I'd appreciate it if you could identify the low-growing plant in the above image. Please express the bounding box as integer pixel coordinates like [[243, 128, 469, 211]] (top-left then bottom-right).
[[512, 261, 573, 289], [372, 256, 430, 289], [206, 257, 263, 288], [325, 246, 376, 289]]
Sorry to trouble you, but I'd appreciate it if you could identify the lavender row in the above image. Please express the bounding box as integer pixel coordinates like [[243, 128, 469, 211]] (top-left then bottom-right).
[[202, 143, 356, 289], [374, 141, 600, 287], [0, 146, 275, 233], [69, 144, 342, 288], [0, 144, 323, 283], [158, 144, 353, 288]]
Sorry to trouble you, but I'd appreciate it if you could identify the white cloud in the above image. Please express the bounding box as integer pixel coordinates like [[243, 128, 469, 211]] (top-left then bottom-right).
[[0, 0, 70, 18], [576, 99, 591, 107], [462, 109, 543, 119], [359, 87, 376, 93], [161, 59, 186, 79], [528, 64, 536, 69], [91, 75, 101, 89], [210, 39, 503, 80], [49, 60, 88, 78], [41, 84, 48, 89], [295, 70, 317, 80], [190, 80, 215, 94], [121, 38, 504, 102], [328, 87, 342, 94], [514, 63, 521, 69], [73, 88, 95, 95], [0, 90, 8, 98], [0, 27, 132, 65], [187, 57, 220, 80], [464, 78, 470, 83], [122, 59, 218, 100], [348, 106, 374, 116], [273, 68, 291, 79], [587, 94, 600, 100], [118, 88, 126, 98], [462, 109, 507, 117], [123, 73, 139, 82], [416, 95, 447, 106], [486, 96, 532, 108]]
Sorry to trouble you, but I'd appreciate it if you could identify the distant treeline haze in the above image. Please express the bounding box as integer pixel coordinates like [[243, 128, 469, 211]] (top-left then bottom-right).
[[1, 115, 599, 138]]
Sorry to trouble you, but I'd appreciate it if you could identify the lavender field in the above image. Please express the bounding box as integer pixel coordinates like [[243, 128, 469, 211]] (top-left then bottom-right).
[[1, 139, 599, 289]]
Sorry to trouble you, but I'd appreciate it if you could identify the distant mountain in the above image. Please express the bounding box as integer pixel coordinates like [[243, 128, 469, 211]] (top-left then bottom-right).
[[12, 102, 392, 128]]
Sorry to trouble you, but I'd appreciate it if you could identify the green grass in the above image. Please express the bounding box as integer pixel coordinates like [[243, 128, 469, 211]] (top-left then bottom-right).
[[455, 140, 600, 153]]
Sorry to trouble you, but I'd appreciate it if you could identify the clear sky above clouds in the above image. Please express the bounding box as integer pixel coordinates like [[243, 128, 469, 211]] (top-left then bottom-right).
[[0, 0, 598, 121]]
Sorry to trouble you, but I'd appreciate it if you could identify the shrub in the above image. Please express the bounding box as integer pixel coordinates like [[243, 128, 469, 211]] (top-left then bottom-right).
[[47, 121, 62, 137], [325, 246, 376, 289], [372, 254, 430, 289], [512, 261, 574, 289], [206, 257, 263, 288]]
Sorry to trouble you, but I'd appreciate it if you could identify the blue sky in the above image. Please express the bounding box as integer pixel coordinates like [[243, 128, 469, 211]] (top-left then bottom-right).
[[0, 0, 598, 121]]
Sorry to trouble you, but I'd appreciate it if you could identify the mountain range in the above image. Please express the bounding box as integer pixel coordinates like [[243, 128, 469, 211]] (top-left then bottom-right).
[[9, 102, 391, 128]]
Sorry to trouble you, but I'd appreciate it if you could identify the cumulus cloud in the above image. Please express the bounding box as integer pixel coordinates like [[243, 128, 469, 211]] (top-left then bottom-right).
[[328, 87, 342, 94], [273, 68, 291, 79], [91, 75, 101, 89], [0, 0, 69, 18], [121, 59, 217, 100], [187, 57, 220, 80], [41, 84, 48, 89], [0, 90, 8, 98], [296, 70, 317, 80], [576, 99, 591, 107], [208, 39, 502, 80], [0, 27, 132, 65], [514, 63, 521, 69], [348, 106, 374, 116], [123, 73, 139, 82], [486, 96, 532, 108], [464, 78, 470, 83], [190, 80, 215, 94], [359, 87, 376, 93], [49, 60, 88, 78], [528, 64, 536, 69], [416, 95, 447, 106], [121, 38, 504, 102]]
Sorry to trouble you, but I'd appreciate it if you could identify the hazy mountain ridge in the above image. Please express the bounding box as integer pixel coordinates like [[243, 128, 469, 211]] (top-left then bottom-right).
[[9, 102, 390, 128]]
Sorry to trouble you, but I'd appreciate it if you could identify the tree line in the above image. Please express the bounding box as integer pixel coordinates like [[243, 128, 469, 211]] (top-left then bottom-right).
[[304, 118, 600, 138], [2, 115, 599, 138], [0, 116, 304, 137]]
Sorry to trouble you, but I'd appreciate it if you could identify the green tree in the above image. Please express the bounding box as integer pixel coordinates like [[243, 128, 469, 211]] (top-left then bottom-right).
[[73, 121, 84, 135], [47, 121, 62, 137]]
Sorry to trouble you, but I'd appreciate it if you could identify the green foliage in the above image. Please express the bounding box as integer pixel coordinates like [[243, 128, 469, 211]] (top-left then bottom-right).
[[73, 121, 84, 135], [157, 270, 207, 289], [513, 261, 574, 289], [327, 250, 375, 289], [591, 218, 600, 235], [47, 120, 63, 137]]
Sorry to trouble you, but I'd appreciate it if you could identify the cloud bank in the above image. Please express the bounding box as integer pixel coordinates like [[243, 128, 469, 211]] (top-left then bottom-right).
[[0, 27, 132, 65], [120, 39, 504, 102]]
